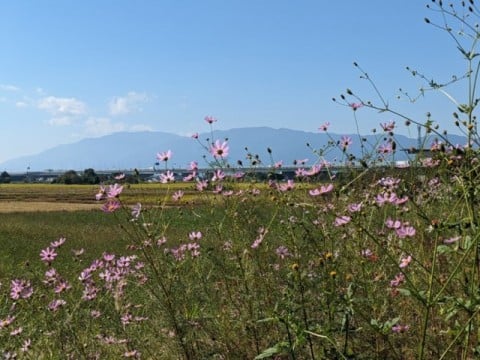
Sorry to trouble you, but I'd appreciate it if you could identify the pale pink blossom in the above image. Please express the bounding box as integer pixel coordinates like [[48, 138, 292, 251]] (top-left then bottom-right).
[[210, 140, 229, 158]]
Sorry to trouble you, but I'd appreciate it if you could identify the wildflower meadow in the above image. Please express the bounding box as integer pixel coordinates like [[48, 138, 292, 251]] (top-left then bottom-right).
[[3, 1, 480, 358]]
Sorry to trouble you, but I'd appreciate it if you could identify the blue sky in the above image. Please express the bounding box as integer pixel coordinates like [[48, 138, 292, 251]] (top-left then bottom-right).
[[0, 1, 469, 163]]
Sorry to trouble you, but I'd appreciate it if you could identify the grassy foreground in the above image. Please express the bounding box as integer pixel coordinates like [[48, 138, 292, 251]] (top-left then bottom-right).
[[0, 163, 479, 359]]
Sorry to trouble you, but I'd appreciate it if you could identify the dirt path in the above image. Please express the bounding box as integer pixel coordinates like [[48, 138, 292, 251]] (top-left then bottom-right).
[[0, 201, 101, 213]]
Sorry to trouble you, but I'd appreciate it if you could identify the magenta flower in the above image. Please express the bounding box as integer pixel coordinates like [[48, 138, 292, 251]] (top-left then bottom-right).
[[156, 150, 172, 162], [204, 115, 217, 124], [107, 183, 123, 198], [101, 199, 121, 213], [385, 218, 402, 229], [210, 140, 229, 158], [40, 247, 57, 265]]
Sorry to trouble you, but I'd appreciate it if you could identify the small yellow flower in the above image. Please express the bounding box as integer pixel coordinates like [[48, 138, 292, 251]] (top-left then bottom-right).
[[291, 263, 299, 271], [329, 271, 337, 278]]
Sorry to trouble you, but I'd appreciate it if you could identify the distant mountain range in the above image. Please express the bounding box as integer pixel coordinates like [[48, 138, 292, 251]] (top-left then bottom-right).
[[0, 127, 467, 172]]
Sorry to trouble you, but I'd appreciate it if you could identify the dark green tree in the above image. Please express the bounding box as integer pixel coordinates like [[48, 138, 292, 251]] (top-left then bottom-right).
[[0, 171, 11, 183]]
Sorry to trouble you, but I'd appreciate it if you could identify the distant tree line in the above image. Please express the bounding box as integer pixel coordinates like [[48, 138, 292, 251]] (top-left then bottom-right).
[[53, 168, 139, 184], [0, 171, 11, 183]]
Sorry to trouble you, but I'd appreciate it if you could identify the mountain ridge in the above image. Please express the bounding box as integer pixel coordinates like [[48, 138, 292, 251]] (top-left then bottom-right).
[[0, 127, 466, 172]]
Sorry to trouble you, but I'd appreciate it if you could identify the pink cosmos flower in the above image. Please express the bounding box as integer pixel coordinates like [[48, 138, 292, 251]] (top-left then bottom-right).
[[392, 324, 410, 333], [350, 102, 363, 110], [204, 115, 217, 124], [381, 121, 395, 132], [390, 273, 405, 287], [334, 215, 351, 226], [196, 180, 208, 191], [377, 142, 393, 154], [189, 161, 198, 170], [172, 190, 184, 201], [274, 160, 283, 168], [396, 225, 416, 238], [444, 236, 461, 244], [95, 185, 106, 201], [114, 173, 126, 180], [347, 202, 362, 212], [160, 170, 175, 183], [48, 299, 66, 312], [10, 279, 33, 300], [107, 183, 123, 198], [188, 231, 202, 241], [156, 150, 172, 162], [278, 179, 295, 192], [101, 199, 121, 213], [191, 132, 199, 139], [399, 255, 412, 268], [131, 203, 142, 219], [0, 315, 15, 329], [340, 136, 353, 151], [275, 246, 291, 259], [50, 237, 66, 248], [40, 247, 57, 265], [183, 172, 196, 182], [212, 169, 225, 181], [210, 140, 229, 158], [319, 122, 330, 131]]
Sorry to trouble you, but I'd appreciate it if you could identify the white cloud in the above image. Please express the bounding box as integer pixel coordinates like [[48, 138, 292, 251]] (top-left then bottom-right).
[[15, 101, 27, 108], [48, 117, 72, 126], [84, 118, 126, 137], [38, 96, 86, 116], [0, 84, 20, 92], [109, 91, 149, 116]]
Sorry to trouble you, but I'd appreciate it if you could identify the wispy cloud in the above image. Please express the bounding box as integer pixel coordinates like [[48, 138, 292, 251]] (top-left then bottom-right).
[[38, 96, 87, 116], [48, 117, 73, 126], [15, 101, 28, 108], [84, 118, 153, 137], [0, 84, 20, 92], [84, 118, 126, 137], [108, 91, 149, 116]]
